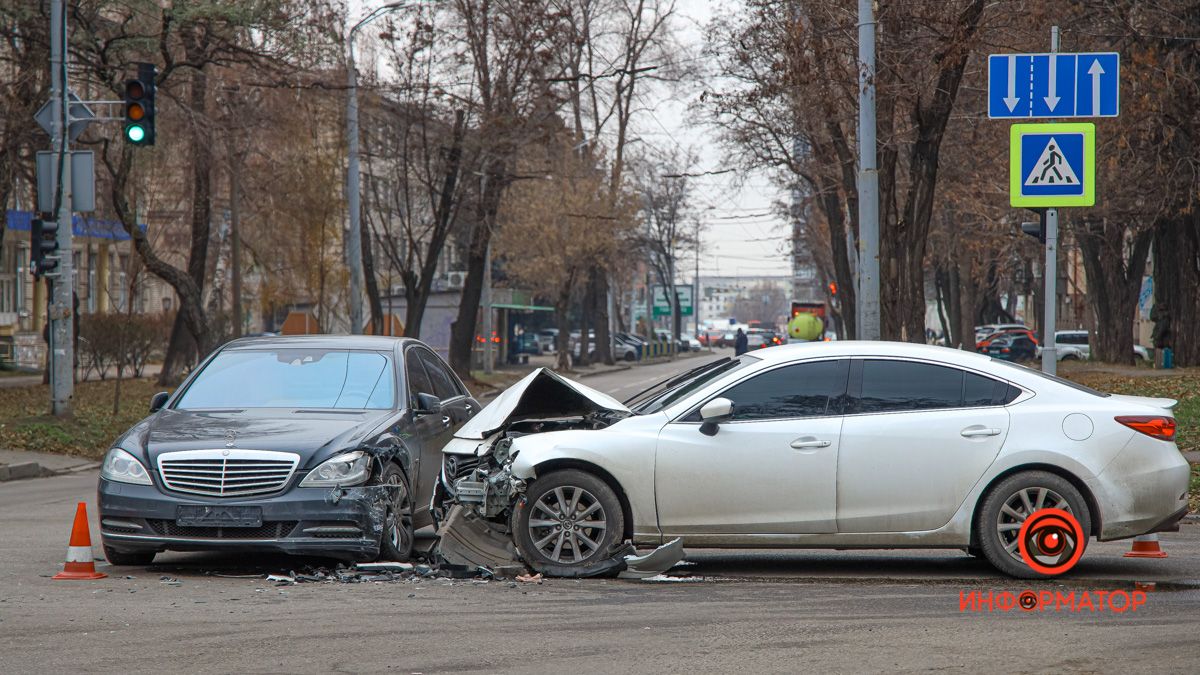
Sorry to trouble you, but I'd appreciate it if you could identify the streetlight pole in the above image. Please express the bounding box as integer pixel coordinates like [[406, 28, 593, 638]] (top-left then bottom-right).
[[856, 0, 881, 340], [346, 2, 405, 335]]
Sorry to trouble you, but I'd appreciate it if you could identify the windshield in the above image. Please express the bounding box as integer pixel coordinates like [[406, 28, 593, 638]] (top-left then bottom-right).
[[175, 348, 396, 410], [988, 358, 1110, 397], [627, 355, 759, 414]]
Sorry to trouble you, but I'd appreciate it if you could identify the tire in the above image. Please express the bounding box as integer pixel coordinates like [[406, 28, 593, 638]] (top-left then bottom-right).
[[375, 463, 414, 562], [623, 351, 636, 362], [512, 469, 625, 577], [975, 471, 1091, 579], [103, 544, 156, 566]]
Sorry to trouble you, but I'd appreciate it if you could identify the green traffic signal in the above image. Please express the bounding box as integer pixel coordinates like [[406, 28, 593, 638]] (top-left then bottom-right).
[[126, 124, 146, 143]]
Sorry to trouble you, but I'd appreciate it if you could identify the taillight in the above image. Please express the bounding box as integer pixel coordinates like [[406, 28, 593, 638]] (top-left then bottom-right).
[[1116, 416, 1176, 441]]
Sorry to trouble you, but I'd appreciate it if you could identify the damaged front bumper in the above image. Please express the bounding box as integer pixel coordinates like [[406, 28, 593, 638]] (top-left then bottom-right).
[[98, 478, 394, 561]]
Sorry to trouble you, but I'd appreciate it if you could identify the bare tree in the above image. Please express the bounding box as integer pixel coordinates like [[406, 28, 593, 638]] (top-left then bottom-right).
[[631, 148, 696, 348]]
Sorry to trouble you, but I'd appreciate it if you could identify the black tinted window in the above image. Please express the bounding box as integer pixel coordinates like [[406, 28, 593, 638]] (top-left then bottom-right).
[[418, 350, 460, 400], [405, 356, 435, 401], [857, 360, 963, 413], [722, 360, 848, 421], [963, 372, 1000, 407]]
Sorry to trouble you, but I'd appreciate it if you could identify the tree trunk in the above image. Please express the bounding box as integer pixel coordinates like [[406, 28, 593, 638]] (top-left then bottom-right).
[[878, 0, 986, 342], [592, 269, 613, 365], [577, 278, 593, 367], [159, 57, 215, 384], [405, 110, 466, 341], [1151, 215, 1200, 366], [449, 163, 505, 377], [361, 220, 383, 335], [1075, 219, 1153, 364]]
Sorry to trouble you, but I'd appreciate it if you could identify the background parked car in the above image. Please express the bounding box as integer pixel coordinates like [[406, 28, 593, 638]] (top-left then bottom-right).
[[976, 327, 1036, 352], [984, 333, 1038, 361], [1038, 330, 1151, 362], [537, 328, 559, 353]]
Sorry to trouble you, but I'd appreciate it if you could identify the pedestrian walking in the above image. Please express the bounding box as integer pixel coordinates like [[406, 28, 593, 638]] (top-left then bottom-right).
[[734, 327, 748, 356]]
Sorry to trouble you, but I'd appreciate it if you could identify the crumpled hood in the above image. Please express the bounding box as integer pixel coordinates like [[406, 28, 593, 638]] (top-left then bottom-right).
[[454, 367, 630, 441]]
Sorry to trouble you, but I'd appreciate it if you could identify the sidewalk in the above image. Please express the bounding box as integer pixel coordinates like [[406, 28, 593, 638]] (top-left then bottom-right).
[[0, 363, 163, 389], [0, 448, 100, 482]]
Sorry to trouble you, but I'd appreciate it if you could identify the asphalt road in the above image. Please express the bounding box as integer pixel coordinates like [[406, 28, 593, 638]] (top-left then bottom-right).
[[3, 353, 1200, 672]]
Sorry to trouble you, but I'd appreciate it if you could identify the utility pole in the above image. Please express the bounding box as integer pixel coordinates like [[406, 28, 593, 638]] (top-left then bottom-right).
[[856, 0, 881, 340], [49, 0, 74, 416], [345, 3, 405, 335]]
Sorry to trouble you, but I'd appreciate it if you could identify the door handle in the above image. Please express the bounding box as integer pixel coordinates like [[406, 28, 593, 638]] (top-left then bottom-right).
[[961, 427, 1002, 438], [442, 415, 452, 426], [790, 438, 831, 449]]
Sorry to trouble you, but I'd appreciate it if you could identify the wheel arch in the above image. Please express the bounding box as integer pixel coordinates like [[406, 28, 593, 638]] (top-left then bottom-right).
[[529, 458, 634, 541], [969, 463, 1102, 547]]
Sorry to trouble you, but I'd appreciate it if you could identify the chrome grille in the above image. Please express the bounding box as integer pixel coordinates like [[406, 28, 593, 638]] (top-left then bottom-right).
[[157, 450, 299, 497], [444, 453, 481, 482]]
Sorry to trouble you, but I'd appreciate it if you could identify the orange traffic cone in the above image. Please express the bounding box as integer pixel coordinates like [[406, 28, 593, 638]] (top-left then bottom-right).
[[1123, 533, 1168, 559], [53, 502, 107, 580]]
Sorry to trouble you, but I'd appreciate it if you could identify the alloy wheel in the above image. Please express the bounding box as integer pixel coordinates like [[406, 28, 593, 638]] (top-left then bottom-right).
[[385, 473, 413, 553], [526, 485, 607, 564], [995, 486, 1073, 561]]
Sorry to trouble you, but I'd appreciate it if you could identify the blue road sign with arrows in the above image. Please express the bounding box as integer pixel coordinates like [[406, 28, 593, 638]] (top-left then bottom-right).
[[988, 52, 1119, 119]]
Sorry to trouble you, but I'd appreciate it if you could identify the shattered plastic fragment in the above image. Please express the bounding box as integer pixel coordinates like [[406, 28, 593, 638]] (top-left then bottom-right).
[[618, 538, 686, 580], [516, 573, 543, 584], [356, 562, 414, 572]]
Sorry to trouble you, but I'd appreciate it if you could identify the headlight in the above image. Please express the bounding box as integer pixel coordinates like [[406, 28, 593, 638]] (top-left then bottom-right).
[[100, 448, 152, 485], [300, 451, 371, 487]]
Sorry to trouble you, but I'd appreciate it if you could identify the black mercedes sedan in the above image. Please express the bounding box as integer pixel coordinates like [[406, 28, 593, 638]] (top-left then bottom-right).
[[98, 335, 478, 565]]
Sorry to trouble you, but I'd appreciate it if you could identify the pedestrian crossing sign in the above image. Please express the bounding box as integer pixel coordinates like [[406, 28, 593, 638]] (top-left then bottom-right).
[[1010, 122, 1095, 207]]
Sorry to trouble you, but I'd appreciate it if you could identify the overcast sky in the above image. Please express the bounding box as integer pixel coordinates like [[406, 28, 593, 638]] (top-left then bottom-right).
[[640, 0, 793, 280], [352, 0, 793, 280]]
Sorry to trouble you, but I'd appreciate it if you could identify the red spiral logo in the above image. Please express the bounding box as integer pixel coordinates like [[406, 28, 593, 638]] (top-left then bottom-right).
[[1018, 508, 1085, 575]]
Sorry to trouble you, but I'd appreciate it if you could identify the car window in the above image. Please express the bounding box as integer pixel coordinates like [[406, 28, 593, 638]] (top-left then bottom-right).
[[405, 355, 436, 402], [176, 349, 395, 410], [718, 360, 849, 421], [963, 371, 1000, 407], [855, 360, 964, 413], [417, 349, 461, 400]]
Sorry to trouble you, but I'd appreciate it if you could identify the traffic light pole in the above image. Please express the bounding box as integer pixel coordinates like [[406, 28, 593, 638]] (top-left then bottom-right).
[[49, 0, 74, 416]]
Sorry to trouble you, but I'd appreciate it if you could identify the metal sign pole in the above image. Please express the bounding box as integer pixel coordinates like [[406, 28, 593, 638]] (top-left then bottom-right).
[[49, 0, 74, 416], [1040, 27, 1060, 377], [1042, 208, 1058, 375]]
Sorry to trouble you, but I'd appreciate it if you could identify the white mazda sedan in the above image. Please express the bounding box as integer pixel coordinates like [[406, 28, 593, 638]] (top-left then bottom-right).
[[440, 342, 1189, 578]]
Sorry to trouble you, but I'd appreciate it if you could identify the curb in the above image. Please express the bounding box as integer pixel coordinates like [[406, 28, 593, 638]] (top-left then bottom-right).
[[575, 365, 633, 379], [0, 460, 100, 483]]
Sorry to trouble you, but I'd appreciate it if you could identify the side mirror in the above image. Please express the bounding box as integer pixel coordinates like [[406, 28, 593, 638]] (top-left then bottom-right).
[[414, 392, 442, 415], [149, 391, 170, 413], [698, 397, 734, 436]]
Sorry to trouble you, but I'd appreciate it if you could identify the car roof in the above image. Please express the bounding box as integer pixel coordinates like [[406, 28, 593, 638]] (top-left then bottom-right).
[[219, 334, 415, 352], [750, 340, 997, 369]]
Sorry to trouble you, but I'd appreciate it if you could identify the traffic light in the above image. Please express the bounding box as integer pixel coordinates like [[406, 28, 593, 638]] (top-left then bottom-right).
[[124, 62, 157, 146], [1020, 220, 1045, 244], [828, 281, 838, 296], [30, 217, 60, 278]]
